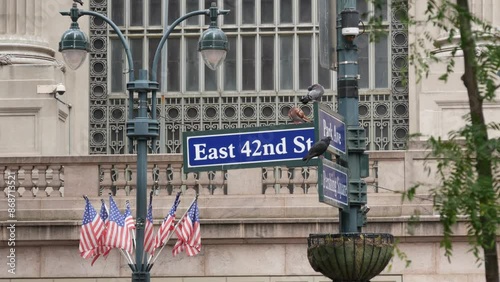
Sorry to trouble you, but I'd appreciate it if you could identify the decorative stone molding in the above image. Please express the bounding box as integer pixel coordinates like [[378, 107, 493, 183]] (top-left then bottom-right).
[[0, 54, 12, 65], [0, 42, 58, 64], [0, 0, 57, 65]]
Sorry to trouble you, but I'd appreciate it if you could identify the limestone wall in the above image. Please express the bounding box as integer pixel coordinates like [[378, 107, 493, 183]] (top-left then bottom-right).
[[0, 0, 89, 156], [0, 151, 497, 281], [409, 0, 500, 139]]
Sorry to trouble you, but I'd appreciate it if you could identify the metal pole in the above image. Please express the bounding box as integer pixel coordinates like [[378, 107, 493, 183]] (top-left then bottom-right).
[[133, 79, 151, 280], [62, 4, 228, 281], [336, 0, 367, 233]]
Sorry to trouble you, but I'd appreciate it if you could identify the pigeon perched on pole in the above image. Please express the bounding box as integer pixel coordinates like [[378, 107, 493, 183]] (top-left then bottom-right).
[[74, 0, 84, 5], [288, 106, 311, 124], [302, 136, 332, 163], [300, 84, 325, 104]]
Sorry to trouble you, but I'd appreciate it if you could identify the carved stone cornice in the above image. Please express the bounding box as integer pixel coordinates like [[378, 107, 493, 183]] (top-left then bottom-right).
[[0, 54, 12, 65]]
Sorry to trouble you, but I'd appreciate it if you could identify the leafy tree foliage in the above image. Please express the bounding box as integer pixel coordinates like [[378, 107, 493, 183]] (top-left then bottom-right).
[[368, 0, 500, 281]]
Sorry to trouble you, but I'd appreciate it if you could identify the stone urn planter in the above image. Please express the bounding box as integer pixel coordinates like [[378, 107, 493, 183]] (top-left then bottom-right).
[[307, 233, 394, 282]]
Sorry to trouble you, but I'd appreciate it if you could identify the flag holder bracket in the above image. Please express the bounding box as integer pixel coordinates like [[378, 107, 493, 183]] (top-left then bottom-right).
[[131, 272, 150, 282]]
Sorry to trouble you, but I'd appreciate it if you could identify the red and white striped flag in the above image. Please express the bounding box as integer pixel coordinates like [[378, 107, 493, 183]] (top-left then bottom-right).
[[91, 199, 111, 265], [143, 193, 155, 255], [154, 193, 181, 249], [104, 195, 133, 254], [79, 197, 105, 259], [172, 200, 200, 257], [186, 201, 201, 256], [124, 200, 135, 231]]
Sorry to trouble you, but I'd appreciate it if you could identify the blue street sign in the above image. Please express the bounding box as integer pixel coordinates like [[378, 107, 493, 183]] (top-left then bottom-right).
[[318, 158, 349, 209], [314, 103, 346, 155], [183, 123, 315, 172]]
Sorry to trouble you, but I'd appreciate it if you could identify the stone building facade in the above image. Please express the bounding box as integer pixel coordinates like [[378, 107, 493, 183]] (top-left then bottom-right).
[[0, 0, 499, 281]]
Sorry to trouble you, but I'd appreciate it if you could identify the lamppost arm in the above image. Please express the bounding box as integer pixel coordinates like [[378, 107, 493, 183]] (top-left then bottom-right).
[[61, 8, 135, 82], [151, 10, 207, 82], [151, 7, 229, 82]]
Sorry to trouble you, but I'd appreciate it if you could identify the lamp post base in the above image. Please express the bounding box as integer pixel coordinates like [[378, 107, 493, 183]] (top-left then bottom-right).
[[132, 271, 150, 282]]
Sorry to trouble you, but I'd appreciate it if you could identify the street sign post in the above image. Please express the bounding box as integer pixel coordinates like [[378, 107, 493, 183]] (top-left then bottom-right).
[[183, 123, 315, 172], [318, 158, 349, 209], [313, 103, 346, 156]]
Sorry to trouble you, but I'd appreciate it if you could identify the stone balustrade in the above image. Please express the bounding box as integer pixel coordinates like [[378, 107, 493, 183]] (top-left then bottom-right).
[[0, 151, 419, 199], [0, 155, 318, 198]]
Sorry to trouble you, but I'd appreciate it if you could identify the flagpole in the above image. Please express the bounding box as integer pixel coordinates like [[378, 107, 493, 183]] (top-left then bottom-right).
[[141, 191, 154, 271], [119, 249, 136, 271], [146, 194, 198, 271], [127, 200, 137, 250], [131, 229, 136, 250], [145, 191, 182, 267]]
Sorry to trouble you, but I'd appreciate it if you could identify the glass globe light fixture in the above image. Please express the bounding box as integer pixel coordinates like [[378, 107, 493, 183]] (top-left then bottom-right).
[[59, 22, 90, 70], [198, 25, 229, 70]]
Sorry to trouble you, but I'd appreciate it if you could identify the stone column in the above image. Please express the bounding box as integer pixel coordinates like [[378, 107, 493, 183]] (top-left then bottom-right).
[[432, 0, 498, 52], [0, 0, 58, 65], [0, 0, 70, 156], [471, 0, 499, 27], [412, 0, 500, 141]]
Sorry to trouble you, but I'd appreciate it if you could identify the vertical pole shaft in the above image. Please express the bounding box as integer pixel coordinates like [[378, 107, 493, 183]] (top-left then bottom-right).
[[159, 95, 166, 153], [151, 90, 157, 153], [337, 0, 366, 233], [135, 92, 148, 270], [128, 90, 134, 154], [132, 69, 152, 281], [135, 137, 147, 270]]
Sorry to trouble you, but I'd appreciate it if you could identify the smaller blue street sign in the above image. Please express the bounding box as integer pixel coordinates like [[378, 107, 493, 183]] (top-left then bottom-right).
[[318, 158, 349, 209], [314, 103, 346, 155]]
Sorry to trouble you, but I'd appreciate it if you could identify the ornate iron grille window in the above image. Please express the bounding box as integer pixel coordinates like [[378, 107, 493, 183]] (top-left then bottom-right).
[[88, 0, 408, 154], [357, 0, 409, 150]]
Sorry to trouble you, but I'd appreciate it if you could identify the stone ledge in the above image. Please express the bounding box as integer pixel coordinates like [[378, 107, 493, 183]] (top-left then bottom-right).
[[0, 204, 435, 221], [0, 216, 473, 245], [0, 194, 434, 221], [0, 154, 183, 165]]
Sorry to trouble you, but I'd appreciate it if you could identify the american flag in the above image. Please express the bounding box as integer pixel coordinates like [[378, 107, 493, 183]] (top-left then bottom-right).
[[186, 201, 201, 256], [172, 200, 200, 257], [91, 199, 111, 265], [79, 197, 105, 259], [154, 193, 180, 249], [104, 195, 133, 254], [124, 200, 135, 231], [143, 193, 155, 255]]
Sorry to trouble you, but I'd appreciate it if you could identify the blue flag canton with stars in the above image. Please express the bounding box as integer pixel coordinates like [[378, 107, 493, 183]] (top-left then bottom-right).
[[100, 201, 108, 221], [83, 198, 97, 225], [146, 201, 153, 223], [124, 201, 132, 218], [167, 195, 181, 218], [192, 202, 200, 222], [109, 197, 126, 227], [188, 202, 199, 222]]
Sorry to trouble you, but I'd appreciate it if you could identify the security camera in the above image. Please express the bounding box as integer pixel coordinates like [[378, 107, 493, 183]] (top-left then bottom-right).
[[56, 84, 66, 95], [341, 9, 360, 37]]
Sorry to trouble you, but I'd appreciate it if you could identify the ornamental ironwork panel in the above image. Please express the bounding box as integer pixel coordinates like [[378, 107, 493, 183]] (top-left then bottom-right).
[[358, 0, 409, 151], [390, 0, 409, 150], [88, 0, 409, 154], [89, 0, 109, 154]]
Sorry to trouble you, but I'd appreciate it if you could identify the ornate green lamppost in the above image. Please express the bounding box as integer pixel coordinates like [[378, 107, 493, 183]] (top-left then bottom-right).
[[307, 1, 394, 281], [58, 2, 228, 281]]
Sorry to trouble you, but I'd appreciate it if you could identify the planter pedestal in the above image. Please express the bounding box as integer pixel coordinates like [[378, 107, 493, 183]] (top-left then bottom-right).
[[307, 233, 394, 282]]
